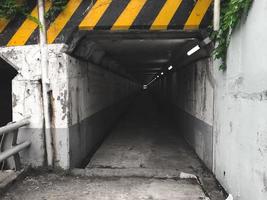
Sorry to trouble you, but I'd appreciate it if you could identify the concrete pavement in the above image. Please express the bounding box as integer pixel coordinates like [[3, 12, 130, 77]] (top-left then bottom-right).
[[1, 93, 224, 200]]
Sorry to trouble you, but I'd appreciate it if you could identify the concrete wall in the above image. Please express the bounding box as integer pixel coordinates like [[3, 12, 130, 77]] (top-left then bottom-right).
[[151, 59, 214, 170], [0, 44, 139, 169], [65, 55, 139, 168], [151, 1, 267, 199], [212, 1, 267, 199]]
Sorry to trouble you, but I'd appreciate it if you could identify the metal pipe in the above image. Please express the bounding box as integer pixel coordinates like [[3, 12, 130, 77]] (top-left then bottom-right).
[[214, 0, 220, 31], [0, 118, 30, 136], [37, 0, 53, 167], [0, 141, 31, 162]]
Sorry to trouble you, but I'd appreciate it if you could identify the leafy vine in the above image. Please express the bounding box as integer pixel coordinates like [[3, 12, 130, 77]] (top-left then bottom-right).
[[0, 0, 68, 22], [212, 0, 253, 70]]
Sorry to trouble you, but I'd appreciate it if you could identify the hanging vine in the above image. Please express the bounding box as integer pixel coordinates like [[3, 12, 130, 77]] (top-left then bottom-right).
[[212, 0, 253, 70], [45, 0, 69, 21], [0, 0, 68, 22]]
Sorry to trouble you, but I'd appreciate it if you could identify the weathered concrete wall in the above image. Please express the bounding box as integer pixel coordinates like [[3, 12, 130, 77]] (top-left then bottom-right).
[[151, 59, 214, 170], [0, 45, 70, 167], [65, 55, 139, 168], [151, 1, 267, 199], [212, 1, 267, 199], [0, 44, 139, 169]]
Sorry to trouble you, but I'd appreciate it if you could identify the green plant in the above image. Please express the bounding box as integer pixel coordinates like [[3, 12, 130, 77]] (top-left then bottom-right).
[[0, 0, 68, 22], [45, 0, 69, 21], [212, 0, 253, 70], [0, 0, 28, 19]]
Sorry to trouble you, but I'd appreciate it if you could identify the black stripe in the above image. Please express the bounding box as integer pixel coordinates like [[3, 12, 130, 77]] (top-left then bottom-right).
[[0, 0, 36, 46], [94, 0, 130, 30], [168, 0, 195, 30], [199, 4, 212, 29], [130, 0, 166, 30], [52, 0, 93, 43], [26, 29, 39, 45]]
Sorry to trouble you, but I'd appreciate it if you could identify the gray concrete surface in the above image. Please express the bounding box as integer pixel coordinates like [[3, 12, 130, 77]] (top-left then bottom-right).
[[211, 1, 267, 199], [87, 94, 203, 172], [1, 173, 207, 200], [1, 94, 224, 200]]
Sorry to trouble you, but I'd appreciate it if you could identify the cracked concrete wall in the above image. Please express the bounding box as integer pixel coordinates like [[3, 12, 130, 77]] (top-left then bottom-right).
[[0, 45, 46, 167], [0, 44, 71, 168], [0, 44, 139, 169], [212, 1, 267, 199]]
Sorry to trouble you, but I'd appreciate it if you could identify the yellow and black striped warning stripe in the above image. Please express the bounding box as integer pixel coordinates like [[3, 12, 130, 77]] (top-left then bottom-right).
[[0, 0, 213, 47]]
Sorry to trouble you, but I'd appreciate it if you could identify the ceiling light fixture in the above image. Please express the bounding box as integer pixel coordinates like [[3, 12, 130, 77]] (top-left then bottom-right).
[[187, 45, 200, 56], [168, 65, 173, 70]]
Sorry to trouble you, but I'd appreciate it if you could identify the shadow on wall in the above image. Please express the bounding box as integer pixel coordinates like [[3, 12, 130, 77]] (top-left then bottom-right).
[[0, 58, 17, 126]]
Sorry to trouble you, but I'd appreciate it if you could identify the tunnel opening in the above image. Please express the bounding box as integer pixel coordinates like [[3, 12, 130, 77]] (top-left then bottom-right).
[[0, 58, 17, 127], [66, 32, 214, 173], [0, 57, 17, 169]]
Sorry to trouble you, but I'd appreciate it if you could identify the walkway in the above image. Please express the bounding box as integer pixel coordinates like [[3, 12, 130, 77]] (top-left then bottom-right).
[[2, 94, 224, 200]]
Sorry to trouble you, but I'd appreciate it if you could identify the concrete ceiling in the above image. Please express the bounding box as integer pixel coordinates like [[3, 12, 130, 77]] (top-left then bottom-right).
[[94, 39, 191, 84], [68, 31, 207, 84]]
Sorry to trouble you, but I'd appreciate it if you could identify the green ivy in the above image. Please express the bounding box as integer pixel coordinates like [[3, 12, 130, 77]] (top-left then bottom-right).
[[0, 0, 28, 19], [212, 0, 253, 70], [0, 0, 69, 22], [45, 0, 69, 21]]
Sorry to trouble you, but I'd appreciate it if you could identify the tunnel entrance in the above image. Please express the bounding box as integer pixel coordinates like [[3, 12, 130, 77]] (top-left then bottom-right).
[[0, 58, 17, 127], [69, 32, 210, 87], [66, 32, 214, 173]]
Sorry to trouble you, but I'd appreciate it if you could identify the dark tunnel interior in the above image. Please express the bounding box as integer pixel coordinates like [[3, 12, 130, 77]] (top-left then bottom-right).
[[0, 58, 17, 127]]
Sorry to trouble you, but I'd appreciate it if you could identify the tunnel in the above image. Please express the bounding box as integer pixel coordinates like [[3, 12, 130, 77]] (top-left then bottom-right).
[[1, 1, 267, 199], [58, 32, 214, 174]]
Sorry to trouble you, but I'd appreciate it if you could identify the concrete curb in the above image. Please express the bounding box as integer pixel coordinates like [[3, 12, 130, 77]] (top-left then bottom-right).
[[71, 168, 227, 200], [71, 168, 198, 181]]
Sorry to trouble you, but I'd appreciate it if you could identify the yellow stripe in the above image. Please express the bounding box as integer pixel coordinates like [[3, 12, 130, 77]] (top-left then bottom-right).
[[150, 0, 182, 30], [111, 0, 147, 30], [7, 1, 52, 47], [79, 0, 112, 30], [47, 0, 82, 44], [0, 18, 10, 33], [184, 0, 213, 30]]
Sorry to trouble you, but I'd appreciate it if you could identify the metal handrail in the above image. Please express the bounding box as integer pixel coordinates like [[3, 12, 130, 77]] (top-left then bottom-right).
[[0, 141, 31, 162], [0, 118, 30, 136], [0, 117, 31, 168]]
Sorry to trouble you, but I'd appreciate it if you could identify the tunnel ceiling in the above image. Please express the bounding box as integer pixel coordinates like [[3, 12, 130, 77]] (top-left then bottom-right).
[[95, 39, 189, 84], [70, 37, 197, 84]]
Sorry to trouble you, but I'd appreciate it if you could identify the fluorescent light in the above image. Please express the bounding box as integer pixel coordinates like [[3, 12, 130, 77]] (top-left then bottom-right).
[[161, 72, 164, 75], [187, 45, 200, 56], [168, 65, 173, 70]]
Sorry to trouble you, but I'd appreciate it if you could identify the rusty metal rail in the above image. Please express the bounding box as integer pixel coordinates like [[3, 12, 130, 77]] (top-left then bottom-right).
[[0, 117, 31, 170]]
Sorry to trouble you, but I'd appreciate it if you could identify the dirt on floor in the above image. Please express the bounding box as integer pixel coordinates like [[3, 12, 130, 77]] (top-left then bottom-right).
[[1, 170, 211, 200]]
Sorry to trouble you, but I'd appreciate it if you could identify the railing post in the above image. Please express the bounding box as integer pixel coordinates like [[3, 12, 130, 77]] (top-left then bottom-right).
[[0, 118, 31, 170]]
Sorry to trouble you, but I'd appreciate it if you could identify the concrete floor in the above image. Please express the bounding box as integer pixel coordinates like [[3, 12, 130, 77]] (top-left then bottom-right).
[[87, 94, 203, 172], [1, 94, 224, 200]]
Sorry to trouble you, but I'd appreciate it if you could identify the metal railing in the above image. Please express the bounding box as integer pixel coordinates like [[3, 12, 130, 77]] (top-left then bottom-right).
[[0, 117, 31, 170]]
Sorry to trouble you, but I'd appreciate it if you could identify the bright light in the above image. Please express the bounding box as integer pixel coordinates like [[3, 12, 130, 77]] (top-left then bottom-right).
[[187, 45, 200, 56], [161, 72, 164, 75], [157, 75, 159, 78], [143, 85, 148, 90], [168, 65, 173, 70]]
